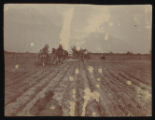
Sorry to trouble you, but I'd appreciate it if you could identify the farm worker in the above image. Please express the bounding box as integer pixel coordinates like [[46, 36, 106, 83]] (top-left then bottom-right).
[[40, 53, 49, 67], [56, 44, 64, 64]]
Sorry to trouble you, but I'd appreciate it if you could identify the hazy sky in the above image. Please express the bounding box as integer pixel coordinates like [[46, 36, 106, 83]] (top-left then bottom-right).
[[4, 4, 152, 53]]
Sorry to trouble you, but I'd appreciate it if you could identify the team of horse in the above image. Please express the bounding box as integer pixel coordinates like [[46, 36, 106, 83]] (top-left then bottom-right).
[[38, 46, 68, 67], [38, 45, 92, 67]]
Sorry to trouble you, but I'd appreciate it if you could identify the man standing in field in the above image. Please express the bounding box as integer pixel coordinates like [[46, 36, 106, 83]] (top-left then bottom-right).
[[56, 44, 64, 64], [38, 44, 50, 67], [51, 48, 58, 65]]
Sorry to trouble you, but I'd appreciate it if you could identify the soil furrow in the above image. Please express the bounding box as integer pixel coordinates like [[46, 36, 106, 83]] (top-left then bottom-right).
[[16, 63, 71, 116], [5, 63, 68, 116]]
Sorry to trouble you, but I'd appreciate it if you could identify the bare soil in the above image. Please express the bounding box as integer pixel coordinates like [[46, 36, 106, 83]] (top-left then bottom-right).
[[4, 54, 152, 116]]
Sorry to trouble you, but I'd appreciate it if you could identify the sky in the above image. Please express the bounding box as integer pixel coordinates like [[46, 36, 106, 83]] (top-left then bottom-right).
[[4, 4, 152, 53]]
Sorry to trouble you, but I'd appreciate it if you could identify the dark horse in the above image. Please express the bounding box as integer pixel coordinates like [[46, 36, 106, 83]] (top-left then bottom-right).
[[50, 45, 69, 65], [53, 45, 68, 64], [56, 46, 64, 64]]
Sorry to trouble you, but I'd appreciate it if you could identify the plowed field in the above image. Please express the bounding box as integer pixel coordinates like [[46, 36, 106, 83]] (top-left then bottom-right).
[[5, 54, 152, 116]]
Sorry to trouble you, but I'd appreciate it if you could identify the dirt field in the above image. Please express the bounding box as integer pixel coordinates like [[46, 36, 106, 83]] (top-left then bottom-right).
[[4, 54, 152, 116]]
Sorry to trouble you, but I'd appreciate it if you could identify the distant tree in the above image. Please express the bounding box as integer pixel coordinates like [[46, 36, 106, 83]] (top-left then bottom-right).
[[126, 51, 133, 55], [108, 52, 113, 55], [137, 53, 141, 55]]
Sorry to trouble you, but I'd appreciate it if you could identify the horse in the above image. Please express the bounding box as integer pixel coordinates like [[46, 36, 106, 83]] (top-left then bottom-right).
[[51, 45, 68, 65], [38, 52, 49, 67], [55, 47, 64, 64], [62, 50, 68, 61]]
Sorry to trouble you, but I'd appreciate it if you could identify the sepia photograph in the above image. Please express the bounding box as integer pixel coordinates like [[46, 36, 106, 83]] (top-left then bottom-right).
[[4, 4, 152, 116]]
